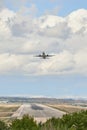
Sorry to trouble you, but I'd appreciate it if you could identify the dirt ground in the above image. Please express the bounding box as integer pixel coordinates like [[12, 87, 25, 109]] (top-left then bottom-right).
[[47, 104, 87, 113]]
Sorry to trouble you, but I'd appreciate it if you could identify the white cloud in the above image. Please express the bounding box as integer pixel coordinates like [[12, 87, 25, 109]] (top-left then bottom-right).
[[74, 49, 87, 74], [0, 8, 87, 75], [66, 9, 87, 33], [42, 22, 71, 39]]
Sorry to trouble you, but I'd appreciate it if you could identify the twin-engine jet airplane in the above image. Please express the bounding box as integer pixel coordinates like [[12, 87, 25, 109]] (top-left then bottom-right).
[[35, 52, 54, 59]]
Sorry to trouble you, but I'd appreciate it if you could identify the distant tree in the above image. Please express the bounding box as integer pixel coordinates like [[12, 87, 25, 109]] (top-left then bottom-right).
[[41, 110, 87, 130], [61, 110, 87, 130], [0, 120, 9, 130], [10, 115, 38, 130], [9, 110, 87, 130]]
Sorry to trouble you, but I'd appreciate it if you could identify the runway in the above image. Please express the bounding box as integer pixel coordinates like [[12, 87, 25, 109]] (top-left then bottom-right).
[[12, 103, 66, 122]]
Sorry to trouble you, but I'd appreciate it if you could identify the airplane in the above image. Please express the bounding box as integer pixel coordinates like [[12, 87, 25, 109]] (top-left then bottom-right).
[[35, 52, 54, 59]]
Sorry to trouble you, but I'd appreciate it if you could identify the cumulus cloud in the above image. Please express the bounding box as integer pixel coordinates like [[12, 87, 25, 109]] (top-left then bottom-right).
[[0, 8, 87, 76], [41, 22, 71, 39]]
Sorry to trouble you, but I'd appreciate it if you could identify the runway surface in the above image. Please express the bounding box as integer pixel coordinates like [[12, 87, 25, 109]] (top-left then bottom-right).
[[12, 103, 66, 122]]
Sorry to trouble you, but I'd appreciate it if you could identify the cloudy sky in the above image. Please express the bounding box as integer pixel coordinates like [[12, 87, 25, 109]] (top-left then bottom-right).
[[0, 0, 87, 98]]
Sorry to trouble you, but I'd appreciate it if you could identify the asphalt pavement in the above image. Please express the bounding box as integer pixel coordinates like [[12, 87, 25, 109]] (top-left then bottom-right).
[[12, 103, 66, 122]]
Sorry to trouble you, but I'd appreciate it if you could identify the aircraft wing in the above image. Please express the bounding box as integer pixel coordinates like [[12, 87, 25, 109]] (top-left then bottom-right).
[[35, 54, 42, 57], [47, 54, 54, 57]]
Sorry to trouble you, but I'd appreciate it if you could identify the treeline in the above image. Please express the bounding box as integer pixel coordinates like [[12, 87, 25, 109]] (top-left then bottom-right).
[[0, 110, 87, 130]]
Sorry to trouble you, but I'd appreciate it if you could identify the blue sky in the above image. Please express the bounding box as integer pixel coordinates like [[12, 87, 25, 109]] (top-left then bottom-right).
[[3, 0, 87, 16], [0, 74, 87, 98], [0, 0, 87, 98]]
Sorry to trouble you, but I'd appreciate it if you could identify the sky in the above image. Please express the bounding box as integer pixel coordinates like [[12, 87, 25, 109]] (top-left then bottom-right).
[[0, 0, 87, 98]]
